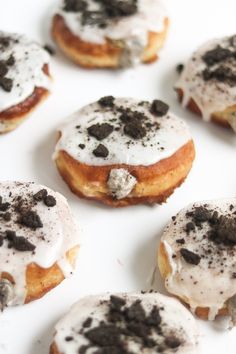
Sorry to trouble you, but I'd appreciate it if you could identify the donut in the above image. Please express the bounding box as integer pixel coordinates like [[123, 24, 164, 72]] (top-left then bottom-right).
[[175, 35, 236, 133], [0, 181, 79, 308], [50, 292, 199, 354], [51, 0, 169, 68], [0, 31, 51, 134], [158, 199, 236, 324], [53, 97, 195, 207]]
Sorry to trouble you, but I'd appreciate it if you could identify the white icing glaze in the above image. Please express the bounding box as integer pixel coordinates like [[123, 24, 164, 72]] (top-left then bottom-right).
[[0, 181, 79, 306], [176, 36, 236, 124], [160, 199, 236, 320], [0, 31, 51, 112], [53, 292, 199, 354], [57, 0, 167, 44], [54, 98, 192, 167], [107, 168, 137, 199]]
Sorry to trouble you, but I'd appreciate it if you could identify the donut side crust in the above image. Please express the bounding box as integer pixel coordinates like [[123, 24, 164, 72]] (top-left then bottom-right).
[[0, 64, 51, 134], [50, 342, 61, 354], [51, 14, 169, 68], [0, 245, 79, 304], [157, 241, 228, 320], [176, 88, 233, 128], [55, 140, 195, 207]]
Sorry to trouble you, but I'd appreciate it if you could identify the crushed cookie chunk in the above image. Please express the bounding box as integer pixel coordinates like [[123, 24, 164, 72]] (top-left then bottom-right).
[[19, 210, 43, 229], [0, 77, 13, 92], [98, 96, 115, 107], [6, 54, 15, 66], [6, 230, 36, 252], [33, 189, 48, 201], [0, 202, 10, 211], [180, 248, 201, 265], [176, 63, 184, 74], [202, 46, 232, 66], [124, 121, 146, 139], [44, 195, 56, 207], [43, 44, 55, 56], [88, 123, 114, 141], [93, 144, 109, 158], [63, 0, 87, 12], [150, 99, 169, 116], [0, 61, 8, 77], [165, 336, 181, 349]]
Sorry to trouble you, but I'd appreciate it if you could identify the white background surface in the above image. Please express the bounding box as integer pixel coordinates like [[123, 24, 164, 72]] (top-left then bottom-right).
[[0, 0, 236, 353]]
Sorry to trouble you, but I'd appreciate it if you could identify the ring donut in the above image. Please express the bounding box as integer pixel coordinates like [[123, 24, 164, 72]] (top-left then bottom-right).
[[0, 31, 51, 133], [176, 35, 236, 133], [0, 181, 79, 308], [51, 0, 169, 68], [158, 199, 236, 325], [50, 292, 199, 354], [53, 96, 195, 207]]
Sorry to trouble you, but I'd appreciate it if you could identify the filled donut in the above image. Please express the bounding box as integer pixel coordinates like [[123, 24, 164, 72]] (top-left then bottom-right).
[[53, 97, 195, 207], [158, 199, 236, 324], [176, 35, 236, 133], [51, 0, 169, 68], [50, 292, 199, 354], [0, 181, 79, 308], [0, 31, 51, 133]]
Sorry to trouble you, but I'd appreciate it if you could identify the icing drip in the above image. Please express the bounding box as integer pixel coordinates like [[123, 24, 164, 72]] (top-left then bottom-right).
[[54, 97, 191, 167], [176, 35, 236, 125], [107, 168, 137, 199], [53, 293, 199, 354], [0, 31, 51, 112], [0, 182, 79, 306], [56, 0, 167, 66], [161, 199, 236, 321]]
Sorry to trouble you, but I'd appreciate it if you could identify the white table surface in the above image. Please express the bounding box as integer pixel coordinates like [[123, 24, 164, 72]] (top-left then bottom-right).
[[0, 0, 236, 353]]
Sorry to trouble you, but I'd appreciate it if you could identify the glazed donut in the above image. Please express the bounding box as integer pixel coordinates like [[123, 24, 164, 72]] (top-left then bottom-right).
[[158, 199, 236, 324], [53, 97, 195, 207], [176, 35, 236, 133], [0, 31, 51, 134], [0, 181, 79, 308], [50, 292, 199, 354], [51, 0, 169, 68]]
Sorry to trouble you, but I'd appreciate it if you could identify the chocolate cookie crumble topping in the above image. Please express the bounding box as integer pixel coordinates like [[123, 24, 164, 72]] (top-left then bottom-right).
[[150, 100, 169, 117], [19, 210, 43, 229], [63, 0, 138, 28], [93, 144, 109, 158], [33, 189, 48, 201], [201, 36, 236, 86], [98, 96, 115, 107], [180, 248, 201, 265], [88, 123, 114, 140], [72, 295, 183, 354], [63, 0, 87, 12]]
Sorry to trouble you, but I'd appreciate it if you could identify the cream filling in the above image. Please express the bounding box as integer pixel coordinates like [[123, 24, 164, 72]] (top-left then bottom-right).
[[54, 97, 191, 167], [107, 168, 137, 199], [176, 36, 236, 128], [0, 182, 79, 306], [160, 199, 236, 322], [0, 31, 51, 112], [53, 293, 199, 354]]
